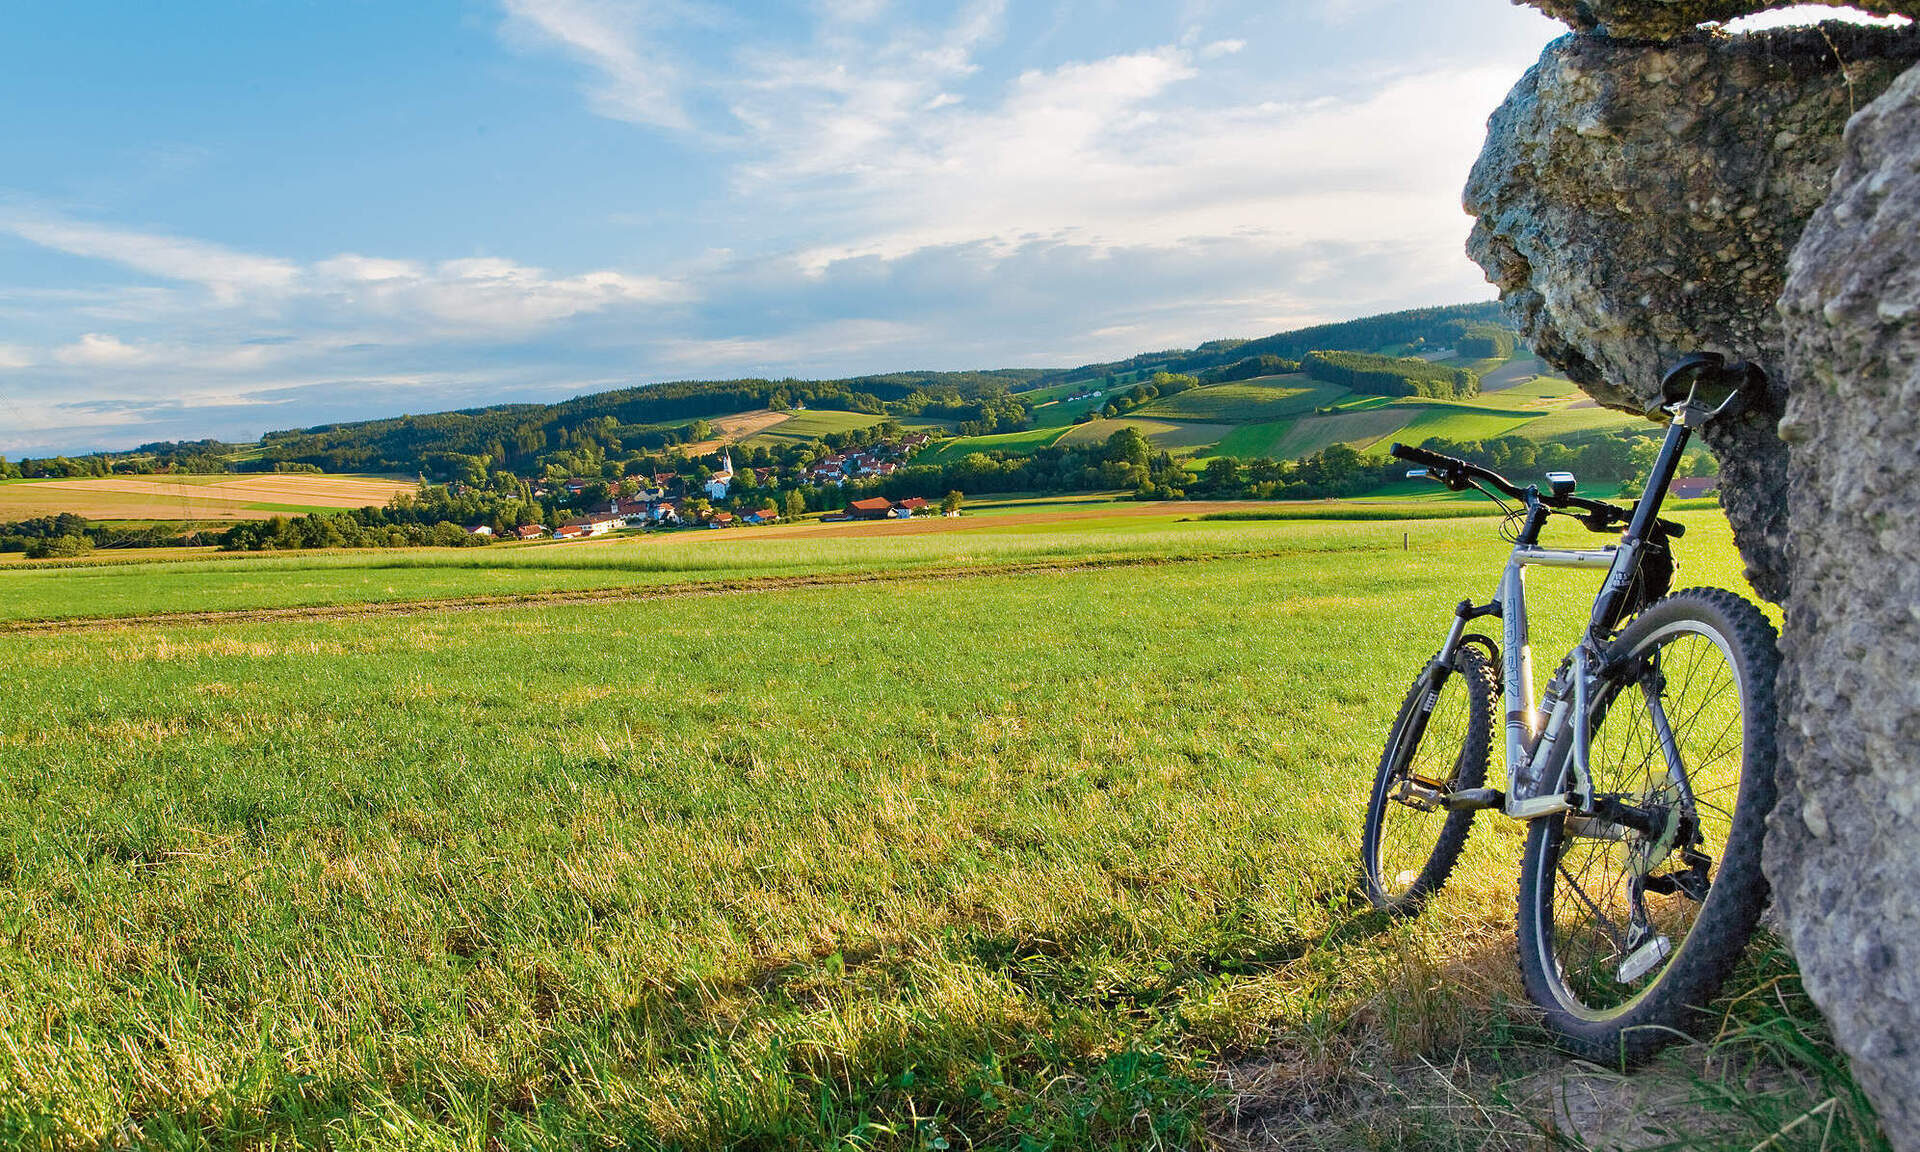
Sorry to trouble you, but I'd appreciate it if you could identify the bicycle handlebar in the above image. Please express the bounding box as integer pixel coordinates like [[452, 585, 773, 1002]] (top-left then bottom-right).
[[1390, 442, 1685, 538]]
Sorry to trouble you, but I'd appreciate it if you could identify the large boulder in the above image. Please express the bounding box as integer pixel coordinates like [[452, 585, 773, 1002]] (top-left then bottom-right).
[[1465, 24, 1920, 601], [1773, 60, 1920, 1150], [1520, 0, 1918, 41]]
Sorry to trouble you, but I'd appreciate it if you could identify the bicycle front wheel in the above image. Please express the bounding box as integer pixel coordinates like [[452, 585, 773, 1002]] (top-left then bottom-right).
[[1516, 588, 1779, 1063], [1361, 645, 1496, 915]]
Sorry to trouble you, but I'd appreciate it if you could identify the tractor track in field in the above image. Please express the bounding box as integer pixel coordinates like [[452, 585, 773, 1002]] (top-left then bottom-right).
[[3, 548, 1306, 634]]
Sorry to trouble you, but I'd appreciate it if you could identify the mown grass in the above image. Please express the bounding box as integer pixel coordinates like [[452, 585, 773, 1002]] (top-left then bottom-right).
[[0, 512, 1460, 623], [0, 509, 1874, 1150], [912, 426, 1072, 468], [1055, 418, 1231, 452], [1134, 380, 1339, 424]]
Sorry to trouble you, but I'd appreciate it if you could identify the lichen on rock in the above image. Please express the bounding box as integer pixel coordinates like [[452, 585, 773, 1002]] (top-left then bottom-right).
[[1464, 23, 1920, 600], [1520, 0, 1917, 42], [1772, 58, 1920, 1151]]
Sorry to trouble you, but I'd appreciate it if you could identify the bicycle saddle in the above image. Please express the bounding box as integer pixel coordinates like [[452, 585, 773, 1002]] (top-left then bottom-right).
[[1659, 352, 1762, 421]]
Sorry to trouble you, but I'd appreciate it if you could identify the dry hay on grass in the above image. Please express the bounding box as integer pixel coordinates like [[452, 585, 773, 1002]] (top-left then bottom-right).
[[1216, 1041, 1817, 1152], [0, 475, 414, 521]]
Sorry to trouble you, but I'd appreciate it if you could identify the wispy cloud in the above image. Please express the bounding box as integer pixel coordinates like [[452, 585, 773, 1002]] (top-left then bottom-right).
[[3, 214, 300, 303], [498, 0, 702, 130], [5, 212, 688, 340]]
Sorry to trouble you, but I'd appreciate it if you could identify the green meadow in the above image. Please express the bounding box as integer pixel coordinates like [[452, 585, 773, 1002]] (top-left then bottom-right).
[[0, 507, 1877, 1150]]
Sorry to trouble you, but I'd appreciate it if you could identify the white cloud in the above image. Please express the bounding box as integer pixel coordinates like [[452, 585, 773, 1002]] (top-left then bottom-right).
[[7, 214, 688, 342], [2, 215, 300, 303], [1200, 38, 1245, 57], [0, 344, 32, 369], [311, 254, 686, 334], [54, 333, 151, 366]]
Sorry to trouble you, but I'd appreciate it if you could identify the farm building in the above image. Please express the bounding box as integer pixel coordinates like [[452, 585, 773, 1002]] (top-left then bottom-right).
[[466, 525, 493, 536], [891, 497, 928, 518], [556, 515, 620, 539], [515, 524, 548, 540], [845, 497, 894, 520]]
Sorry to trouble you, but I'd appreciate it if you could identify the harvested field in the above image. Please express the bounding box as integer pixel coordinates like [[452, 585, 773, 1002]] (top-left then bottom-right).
[[0, 474, 416, 522], [1267, 408, 1413, 458], [676, 409, 794, 454]]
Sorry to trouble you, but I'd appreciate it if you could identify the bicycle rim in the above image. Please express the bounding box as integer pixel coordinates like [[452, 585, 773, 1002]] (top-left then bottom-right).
[[1537, 618, 1746, 1019]]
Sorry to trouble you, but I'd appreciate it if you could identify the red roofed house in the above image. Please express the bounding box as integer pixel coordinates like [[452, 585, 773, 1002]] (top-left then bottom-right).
[[891, 497, 927, 518], [845, 497, 894, 520], [515, 524, 549, 540]]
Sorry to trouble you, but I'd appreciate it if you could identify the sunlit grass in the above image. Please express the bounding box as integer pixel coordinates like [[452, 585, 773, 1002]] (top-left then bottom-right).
[[0, 508, 1854, 1150]]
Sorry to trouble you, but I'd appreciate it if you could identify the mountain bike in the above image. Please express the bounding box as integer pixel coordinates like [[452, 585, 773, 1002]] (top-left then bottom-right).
[[1360, 352, 1779, 1063]]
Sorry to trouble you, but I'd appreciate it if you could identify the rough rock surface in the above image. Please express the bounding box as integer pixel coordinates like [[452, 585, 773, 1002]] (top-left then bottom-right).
[[1521, 0, 1918, 41], [1465, 25, 1920, 600], [1772, 61, 1920, 1151]]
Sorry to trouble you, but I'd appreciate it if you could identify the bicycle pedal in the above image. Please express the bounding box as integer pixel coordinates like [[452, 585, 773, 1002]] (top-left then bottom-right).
[[1441, 787, 1505, 812]]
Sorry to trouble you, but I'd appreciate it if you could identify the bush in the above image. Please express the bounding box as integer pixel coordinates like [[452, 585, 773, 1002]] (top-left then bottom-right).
[[27, 534, 93, 559]]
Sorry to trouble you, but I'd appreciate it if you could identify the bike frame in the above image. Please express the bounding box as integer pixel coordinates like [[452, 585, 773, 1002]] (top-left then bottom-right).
[[1408, 397, 1710, 822]]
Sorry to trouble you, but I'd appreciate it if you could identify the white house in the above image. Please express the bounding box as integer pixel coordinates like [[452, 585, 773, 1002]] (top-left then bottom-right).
[[705, 450, 734, 500]]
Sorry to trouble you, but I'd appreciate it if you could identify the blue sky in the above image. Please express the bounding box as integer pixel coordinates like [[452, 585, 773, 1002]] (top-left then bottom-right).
[[0, 0, 1575, 456]]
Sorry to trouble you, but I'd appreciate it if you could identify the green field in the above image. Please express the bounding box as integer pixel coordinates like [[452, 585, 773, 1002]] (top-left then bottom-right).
[[1132, 378, 1339, 424], [911, 426, 1073, 467], [739, 409, 896, 446], [0, 502, 1875, 1151], [1055, 418, 1231, 451], [0, 499, 1520, 624]]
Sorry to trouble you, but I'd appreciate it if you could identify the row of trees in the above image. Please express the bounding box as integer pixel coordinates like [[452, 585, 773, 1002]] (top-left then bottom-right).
[[0, 513, 202, 557], [1301, 351, 1480, 399], [1096, 372, 1199, 419], [1200, 354, 1301, 384], [1026, 302, 1508, 389], [1455, 324, 1518, 359]]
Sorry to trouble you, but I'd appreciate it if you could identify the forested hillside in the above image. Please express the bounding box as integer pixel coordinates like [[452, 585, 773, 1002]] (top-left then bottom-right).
[[0, 302, 1508, 483]]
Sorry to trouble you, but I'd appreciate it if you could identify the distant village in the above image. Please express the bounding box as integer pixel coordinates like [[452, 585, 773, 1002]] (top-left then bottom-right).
[[493, 433, 943, 540]]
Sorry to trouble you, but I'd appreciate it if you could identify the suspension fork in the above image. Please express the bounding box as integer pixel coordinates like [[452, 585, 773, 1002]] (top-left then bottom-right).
[[1392, 597, 1501, 790]]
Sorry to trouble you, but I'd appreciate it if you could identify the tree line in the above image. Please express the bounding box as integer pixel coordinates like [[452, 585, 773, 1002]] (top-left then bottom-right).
[[1301, 351, 1479, 399]]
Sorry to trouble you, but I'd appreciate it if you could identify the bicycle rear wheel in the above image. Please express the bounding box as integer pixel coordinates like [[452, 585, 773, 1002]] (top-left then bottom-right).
[[1516, 588, 1778, 1063], [1361, 645, 1496, 914]]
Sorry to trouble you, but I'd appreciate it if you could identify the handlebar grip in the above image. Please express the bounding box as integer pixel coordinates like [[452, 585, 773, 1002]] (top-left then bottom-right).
[[1390, 442, 1450, 469]]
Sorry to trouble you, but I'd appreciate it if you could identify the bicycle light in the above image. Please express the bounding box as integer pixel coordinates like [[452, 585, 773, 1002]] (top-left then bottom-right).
[[1406, 468, 1430, 479], [1546, 471, 1576, 498]]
